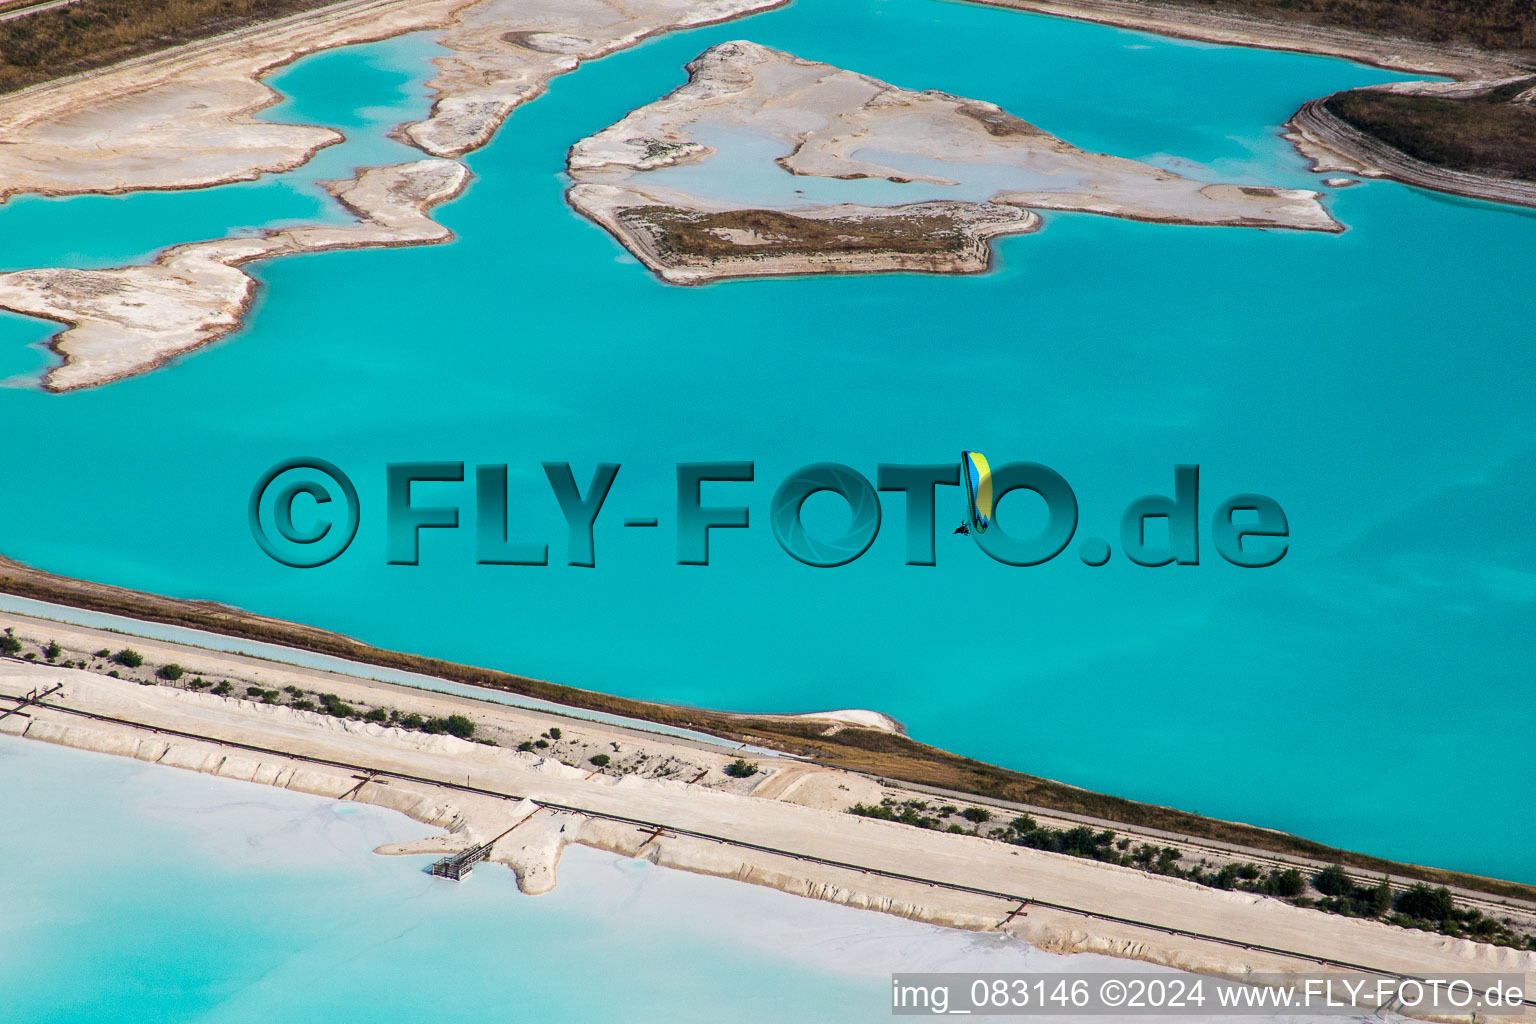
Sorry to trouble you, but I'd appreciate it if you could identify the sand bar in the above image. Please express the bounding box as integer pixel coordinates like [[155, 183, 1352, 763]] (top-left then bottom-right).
[[566, 42, 1339, 284]]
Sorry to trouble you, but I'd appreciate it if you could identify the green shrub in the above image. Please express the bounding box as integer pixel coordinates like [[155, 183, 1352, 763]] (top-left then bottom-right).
[[445, 715, 475, 739], [724, 758, 759, 778], [317, 694, 355, 718], [588, 754, 611, 767], [157, 664, 184, 681], [94, 648, 110, 658], [292, 699, 315, 711], [961, 807, 992, 824], [1269, 868, 1306, 897], [946, 824, 967, 834], [517, 741, 535, 752], [1315, 864, 1353, 897], [0, 634, 21, 655], [44, 640, 62, 662], [400, 713, 425, 730], [548, 727, 561, 740], [107, 669, 120, 678], [1010, 815, 1037, 833], [114, 649, 143, 668], [365, 708, 388, 723], [534, 739, 548, 749], [1366, 876, 1394, 916], [211, 681, 232, 696], [1397, 884, 1454, 921]]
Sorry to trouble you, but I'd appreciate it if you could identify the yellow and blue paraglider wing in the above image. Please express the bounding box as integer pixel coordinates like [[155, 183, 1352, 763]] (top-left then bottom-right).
[[962, 450, 992, 533]]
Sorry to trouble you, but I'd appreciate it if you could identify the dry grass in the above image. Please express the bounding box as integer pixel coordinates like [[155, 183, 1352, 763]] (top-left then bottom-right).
[[1178, 0, 1536, 55], [623, 207, 975, 260], [3, 552, 1534, 903], [0, 0, 340, 94], [1327, 78, 1536, 181]]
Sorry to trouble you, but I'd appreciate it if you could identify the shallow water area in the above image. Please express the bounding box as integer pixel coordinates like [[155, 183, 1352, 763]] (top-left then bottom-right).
[[0, 737, 1371, 1024]]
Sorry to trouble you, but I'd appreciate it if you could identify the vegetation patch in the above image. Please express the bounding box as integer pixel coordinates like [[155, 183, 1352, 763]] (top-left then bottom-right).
[[1326, 79, 1536, 182], [1180, 0, 1536, 53], [621, 207, 978, 261], [0, 0, 342, 95], [850, 799, 1536, 950]]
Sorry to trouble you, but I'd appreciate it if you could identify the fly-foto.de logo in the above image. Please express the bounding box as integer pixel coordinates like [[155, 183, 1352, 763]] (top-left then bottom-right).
[[247, 455, 1288, 570]]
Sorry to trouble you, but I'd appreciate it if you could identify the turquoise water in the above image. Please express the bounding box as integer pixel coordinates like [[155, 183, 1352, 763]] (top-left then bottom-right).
[[0, 738, 1097, 1022], [0, 0, 1532, 883], [0, 739, 1383, 1023]]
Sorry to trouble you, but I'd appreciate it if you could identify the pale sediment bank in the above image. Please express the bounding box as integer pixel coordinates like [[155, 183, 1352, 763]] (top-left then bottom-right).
[[957, 0, 1536, 208], [0, 0, 785, 389], [1285, 88, 1536, 210], [0, 0, 472, 204], [2, 624, 1533, 999], [397, 0, 788, 157], [958, 0, 1528, 80], [0, 159, 468, 391], [566, 42, 1339, 285]]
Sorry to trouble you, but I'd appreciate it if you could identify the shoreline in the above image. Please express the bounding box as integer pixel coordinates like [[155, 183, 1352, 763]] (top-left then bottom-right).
[[564, 41, 1339, 286], [1285, 95, 1536, 210], [956, 0, 1535, 205], [0, 0, 788, 389], [958, 0, 1529, 79], [1, 633, 1531, 1006], [0, 159, 470, 392], [2, 552, 1533, 907], [0, 0, 1525, 387]]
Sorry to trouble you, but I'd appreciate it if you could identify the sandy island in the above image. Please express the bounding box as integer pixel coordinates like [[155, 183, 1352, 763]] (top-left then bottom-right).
[[0, 159, 467, 391], [0, 0, 786, 391], [566, 41, 1338, 284], [1, 609, 1532, 1010]]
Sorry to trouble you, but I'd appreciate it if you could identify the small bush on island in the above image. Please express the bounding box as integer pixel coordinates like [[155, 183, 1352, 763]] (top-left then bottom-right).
[[44, 640, 62, 662], [1397, 883, 1454, 922], [365, 708, 388, 723], [548, 727, 562, 740], [418, 715, 474, 738], [157, 664, 183, 681], [1267, 868, 1306, 898], [849, 801, 939, 829], [724, 758, 759, 778], [114, 649, 143, 668], [211, 681, 232, 696], [517, 741, 535, 752], [94, 648, 110, 659], [1315, 864, 1353, 897], [588, 754, 611, 767], [0, 633, 21, 656], [961, 807, 992, 824], [317, 693, 355, 718]]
